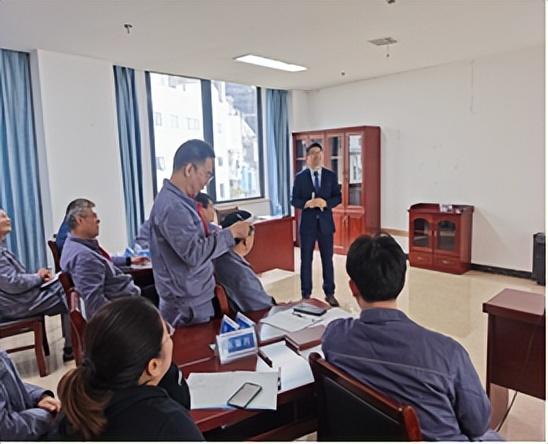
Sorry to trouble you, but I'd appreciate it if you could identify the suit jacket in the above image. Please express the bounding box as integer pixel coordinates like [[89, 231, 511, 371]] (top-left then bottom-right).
[[291, 168, 341, 234]]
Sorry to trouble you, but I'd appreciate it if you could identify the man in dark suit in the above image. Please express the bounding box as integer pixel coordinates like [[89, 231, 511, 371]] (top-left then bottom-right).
[[291, 142, 341, 307]]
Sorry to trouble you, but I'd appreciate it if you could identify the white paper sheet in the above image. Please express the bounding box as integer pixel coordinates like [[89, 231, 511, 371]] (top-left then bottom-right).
[[259, 341, 315, 393], [188, 371, 278, 410], [260, 309, 319, 332], [40, 272, 61, 289]]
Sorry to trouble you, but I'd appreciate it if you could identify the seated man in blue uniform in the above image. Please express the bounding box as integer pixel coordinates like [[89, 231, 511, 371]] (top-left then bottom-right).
[[0, 348, 61, 440], [322, 233, 502, 441], [213, 210, 275, 312], [0, 209, 72, 359], [149, 139, 251, 327], [60, 199, 145, 319]]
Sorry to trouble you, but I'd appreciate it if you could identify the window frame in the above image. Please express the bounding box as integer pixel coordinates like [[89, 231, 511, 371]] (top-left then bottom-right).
[[146, 71, 264, 203]]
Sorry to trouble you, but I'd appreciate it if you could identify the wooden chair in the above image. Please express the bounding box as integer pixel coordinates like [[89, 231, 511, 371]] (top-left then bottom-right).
[[47, 239, 61, 273], [215, 206, 239, 226], [213, 283, 231, 318], [0, 317, 50, 377], [68, 289, 87, 365], [309, 352, 422, 441]]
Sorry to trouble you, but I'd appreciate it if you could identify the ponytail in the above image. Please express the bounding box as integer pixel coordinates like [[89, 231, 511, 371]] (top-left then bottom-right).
[[57, 366, 111, 440]]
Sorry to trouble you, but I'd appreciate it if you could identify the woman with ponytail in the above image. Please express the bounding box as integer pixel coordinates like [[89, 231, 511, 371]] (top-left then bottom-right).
[[54, 297, 203, 441]]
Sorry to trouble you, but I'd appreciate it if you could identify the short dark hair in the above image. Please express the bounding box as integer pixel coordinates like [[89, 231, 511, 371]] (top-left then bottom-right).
[[172, 139, 215, 172], [306, 142, 323, 154], [346, 234, 407, 302], [220, 210, 253, 244], [65, 198, 93, 216], [195, 192, 213, 209]]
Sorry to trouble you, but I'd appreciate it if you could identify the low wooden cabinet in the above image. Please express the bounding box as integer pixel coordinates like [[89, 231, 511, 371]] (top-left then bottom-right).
[[408, 203, 474, 274], [292, 126, 380, 254]]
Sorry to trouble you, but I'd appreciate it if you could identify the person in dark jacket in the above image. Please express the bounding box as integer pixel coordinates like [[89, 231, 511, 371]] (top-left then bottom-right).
[[54, 297, 203, 441]]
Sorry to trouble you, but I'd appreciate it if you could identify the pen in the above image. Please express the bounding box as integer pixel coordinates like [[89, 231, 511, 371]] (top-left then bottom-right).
[[292, 311, 305, 318], [258, 349, 273, 367]]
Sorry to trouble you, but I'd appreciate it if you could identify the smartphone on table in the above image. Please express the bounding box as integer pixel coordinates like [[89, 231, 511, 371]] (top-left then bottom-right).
[[227, 382, 262, 409], [293, 303, 327, 317]]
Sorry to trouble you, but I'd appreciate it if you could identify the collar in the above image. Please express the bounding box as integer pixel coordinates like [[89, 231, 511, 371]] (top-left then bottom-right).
[[359, 307, 409, 323], [164, 179, 195, 204], [309, 167, 322, 175], [66, 232, 100, 250]]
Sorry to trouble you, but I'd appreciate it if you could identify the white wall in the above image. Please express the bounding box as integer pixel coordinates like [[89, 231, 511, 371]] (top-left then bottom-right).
[[291, 45, 545, 271], [31, 49, 128, 252]]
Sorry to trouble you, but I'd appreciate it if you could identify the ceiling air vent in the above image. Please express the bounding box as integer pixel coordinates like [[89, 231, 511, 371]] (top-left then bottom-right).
[[368, 37, 398, 46]]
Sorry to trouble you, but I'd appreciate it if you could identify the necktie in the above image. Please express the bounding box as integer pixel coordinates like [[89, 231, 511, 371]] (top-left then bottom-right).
[[313, 170, 320, 194]]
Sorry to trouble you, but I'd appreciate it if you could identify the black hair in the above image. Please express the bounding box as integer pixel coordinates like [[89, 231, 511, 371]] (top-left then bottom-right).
[[195, 192, 213, 209], [220, 210, 253, 244], [306, 142, 323, 154], [345, 234, 407, 302], [172, 139, 215, 172], [57, 297, 165, 440], [65, 198, 94, 216]]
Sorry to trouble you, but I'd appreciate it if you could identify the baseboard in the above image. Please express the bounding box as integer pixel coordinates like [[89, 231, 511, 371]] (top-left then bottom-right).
[[470, 263, 532, 279]]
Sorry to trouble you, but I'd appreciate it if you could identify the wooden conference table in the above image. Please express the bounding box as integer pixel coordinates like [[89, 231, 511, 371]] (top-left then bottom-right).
[[171, 299, 328, 441], [482, 288, 545, 428], [122, 215, 295, 283]]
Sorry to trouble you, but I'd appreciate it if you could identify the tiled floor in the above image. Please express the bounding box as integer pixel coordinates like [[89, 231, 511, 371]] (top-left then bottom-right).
[[2, 248, 545, 441]]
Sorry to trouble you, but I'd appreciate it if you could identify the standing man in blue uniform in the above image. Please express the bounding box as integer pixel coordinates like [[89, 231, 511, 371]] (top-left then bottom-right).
[[291, 143, 341, 307], [149, 139, 251, 326]]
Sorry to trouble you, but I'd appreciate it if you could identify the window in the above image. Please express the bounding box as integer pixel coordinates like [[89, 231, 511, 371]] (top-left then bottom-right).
[[148, 73, 204, 191], [148, 73, 263, 201], [211, 81, 262, 201]]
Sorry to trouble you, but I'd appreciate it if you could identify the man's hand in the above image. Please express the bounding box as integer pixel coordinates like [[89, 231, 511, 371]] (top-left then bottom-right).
[[131, 256, 150, 266], [37, 268, 52, 281], [37, 396, 61, 414], [229, 221, 252, 239], [316, 198, 327, 210]]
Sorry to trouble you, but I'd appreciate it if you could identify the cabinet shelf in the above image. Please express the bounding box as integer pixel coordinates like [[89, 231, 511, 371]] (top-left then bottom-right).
[[408, 203, 474, 274], [292, 126, 380, 254]]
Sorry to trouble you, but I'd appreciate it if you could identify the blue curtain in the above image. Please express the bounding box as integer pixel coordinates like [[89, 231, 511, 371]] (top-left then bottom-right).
[[266, 89, 290, 216], [0, 49, 47, 270], [113, 66, 144, 246]]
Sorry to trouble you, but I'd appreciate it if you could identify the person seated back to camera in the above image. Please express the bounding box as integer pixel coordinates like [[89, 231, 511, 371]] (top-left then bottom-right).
[[321, 233, 501, 441], [54, 297, 203, 441], [213, 210, 275, 312]]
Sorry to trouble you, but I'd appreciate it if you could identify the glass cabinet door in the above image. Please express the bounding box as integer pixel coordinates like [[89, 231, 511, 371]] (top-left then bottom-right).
[[412, 218, 431, 248], [327, 135, 344, 185], [436, 220, 457, 252], [347, 134, 362, 206], [295, 138, 307, 158]]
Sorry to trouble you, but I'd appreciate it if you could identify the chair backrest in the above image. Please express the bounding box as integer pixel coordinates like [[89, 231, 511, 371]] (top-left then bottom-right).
[[47, 240, 61, 273], [309, 352, 422, 441], [213, 283, 231, 318], [68, 289, 87, 365], [215, 206, 239, 226]]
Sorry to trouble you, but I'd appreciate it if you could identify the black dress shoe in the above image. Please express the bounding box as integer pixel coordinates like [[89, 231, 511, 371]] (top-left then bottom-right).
[[62, 347, 74, 362], [325, 294, 340, 307]]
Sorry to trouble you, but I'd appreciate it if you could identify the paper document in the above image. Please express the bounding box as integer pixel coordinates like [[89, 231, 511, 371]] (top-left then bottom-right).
[[258, 341, 315, 393], [298, 344, 324, 362], [260, 309, 319, 332], [315, 307, 355, 327], [40, 272, 61, 289], [188, 371, 278, 410]]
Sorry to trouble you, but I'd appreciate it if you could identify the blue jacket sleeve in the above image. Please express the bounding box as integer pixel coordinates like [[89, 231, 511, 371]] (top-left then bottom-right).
[[0, 256, 42, 294], [452, 346, 491, 439]]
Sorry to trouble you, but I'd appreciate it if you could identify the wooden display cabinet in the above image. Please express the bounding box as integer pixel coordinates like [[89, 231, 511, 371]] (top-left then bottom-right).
[[292, 126, 380, 254], [408, 203, 474, 274]]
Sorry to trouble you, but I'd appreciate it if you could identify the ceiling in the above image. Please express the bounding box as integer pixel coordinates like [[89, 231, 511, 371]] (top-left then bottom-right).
[[0, 0, 544, 90]]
